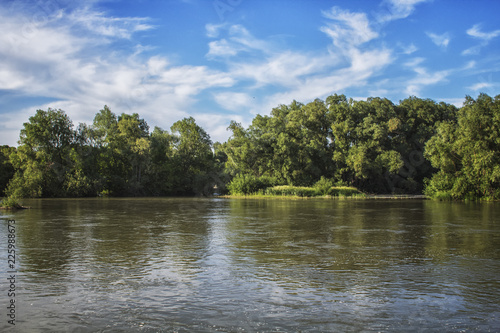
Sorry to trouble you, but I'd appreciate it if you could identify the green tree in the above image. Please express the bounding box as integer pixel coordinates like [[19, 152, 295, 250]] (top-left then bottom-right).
[[145, 126, 176, 195], [88, 107, 151, 196], [0, 146, 16, 196], [424, 93, 500, 200], [328, 95, 404, 192], [117, 113, 150, 195], [90, 106, 124, 195], [389, 97, 458, 193], [7, 108, 76, 197], [171, 117, 214, 195]]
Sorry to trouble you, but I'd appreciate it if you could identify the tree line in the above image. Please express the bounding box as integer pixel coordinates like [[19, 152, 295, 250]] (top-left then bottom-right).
[[1, 93, 499, 200], [1, 106, 226, 198]]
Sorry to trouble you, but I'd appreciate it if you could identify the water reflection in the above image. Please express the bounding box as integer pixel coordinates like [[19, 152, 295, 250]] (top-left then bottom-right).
[[0, 198, 499, 332]]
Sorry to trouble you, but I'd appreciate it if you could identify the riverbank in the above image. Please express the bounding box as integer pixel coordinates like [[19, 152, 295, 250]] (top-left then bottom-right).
[[0, 197, 30, 210], [222, 194, 428, 200], [223, 185, 428, 200]]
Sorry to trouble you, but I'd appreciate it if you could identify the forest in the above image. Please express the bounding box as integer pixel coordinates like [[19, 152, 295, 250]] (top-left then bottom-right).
[[1, 93, 499, 202]]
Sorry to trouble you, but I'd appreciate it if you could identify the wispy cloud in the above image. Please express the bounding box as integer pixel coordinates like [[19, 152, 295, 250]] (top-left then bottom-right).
[[321, 7, 378, 47], [403, 58, 451, 95], [206, 5, 393, 117], [462, 24, 500, 55], [400, 43, 418, 54], [213, 92, 253, 112], [467, 24, 500, 41], [0, 3, 234, 145], [378, 0, 429, 22], [67, 7, 154, 39], [1, 0, 493, 147], [427, 32, 450, 49], [206, 24, 273, 59], [468, 82, 493, 91]]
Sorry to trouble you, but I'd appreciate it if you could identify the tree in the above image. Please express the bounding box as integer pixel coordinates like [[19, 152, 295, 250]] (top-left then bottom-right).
[[424, 93, 500, 200], [0, 146, 16, 196], [88, 107, 151, 196], [7, 108, 76, 197], [171, 117, 214, 195], [389, 97, 458, 193], [146, 126, 176, 195], [328, 96, 405, 192]]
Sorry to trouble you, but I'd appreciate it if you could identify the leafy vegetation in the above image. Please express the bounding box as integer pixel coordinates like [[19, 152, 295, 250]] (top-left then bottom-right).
[[0, 196, 23, 209], [4, 107, 224, 197], [1, 93, 498, 200], [0, 146, 15, 197], [263, 185, 362, 198], [223, 94, 457, 196], [424, 93, 500, 200]]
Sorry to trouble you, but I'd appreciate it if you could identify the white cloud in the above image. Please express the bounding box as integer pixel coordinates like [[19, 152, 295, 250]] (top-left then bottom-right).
[[205, 6, 394, 117], [401, 57, 453, 96], [67, 7, 154, 39], [379, 0, 429, 22], [404, 57, 425, 68], [206, 24, 272, 59], [467, 24, 500, 41], [463, 24, 500, 56], [321, 7, 378, 48], [348, 48, 392, 74], [205, 23, 226, 38], [207, 39, 241, 57], [462, 45, 481, 56], [427, 32, 450, 49], [405, 67, 450, 96], [229, 51, 337, 88], [0, 3, 235, 146], [468, 82, 493, 91], [400, 43, 418, 54], [213, 92, 253, 112]]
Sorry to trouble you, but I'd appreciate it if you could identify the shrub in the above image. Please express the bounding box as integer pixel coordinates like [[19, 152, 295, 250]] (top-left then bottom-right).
[[432, 191, 452, 201], [265, 186, 319, 197], [0, 196, 23, 209], [327, 186, 362, 197], [227, 174, 277, 195], [313, 177, 335, 195]]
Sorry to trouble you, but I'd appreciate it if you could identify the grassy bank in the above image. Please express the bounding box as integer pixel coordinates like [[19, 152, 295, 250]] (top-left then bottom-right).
[[226, 185, 366, 199]]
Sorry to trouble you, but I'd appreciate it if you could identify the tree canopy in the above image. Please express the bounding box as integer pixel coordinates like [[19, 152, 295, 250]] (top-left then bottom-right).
[[4, 107, 223, 198], [424, 94, 500, 200], [1, 93, 498, 200]]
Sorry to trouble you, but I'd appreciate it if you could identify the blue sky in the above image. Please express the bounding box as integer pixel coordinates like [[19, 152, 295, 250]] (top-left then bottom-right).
[[1, 0, 499, 146]]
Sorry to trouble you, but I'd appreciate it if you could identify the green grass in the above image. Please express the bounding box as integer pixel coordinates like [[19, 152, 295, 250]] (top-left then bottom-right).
[[228, 185, 365, 199]]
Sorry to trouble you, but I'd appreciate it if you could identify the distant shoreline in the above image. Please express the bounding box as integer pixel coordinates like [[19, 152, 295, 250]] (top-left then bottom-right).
[[220, 194, 428, 200]]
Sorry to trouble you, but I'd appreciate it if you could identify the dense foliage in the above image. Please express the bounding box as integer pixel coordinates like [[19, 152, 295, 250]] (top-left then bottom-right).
[[4, 107, 224, 198], [223, 94, 457, 194], [424, 94, 500, 200], [1, 93, 498, 200], [0, 145, 15, 197]]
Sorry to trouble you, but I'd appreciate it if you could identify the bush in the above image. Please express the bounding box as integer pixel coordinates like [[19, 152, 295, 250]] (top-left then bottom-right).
[[432, 191, 453, 201], [313, 177, 335, 195], [0, 196, 23, 209], [265, 186, 319, 197], [423, 171, 454, 198], [227, 174, 277, 195], [326, 186, 362, 197]]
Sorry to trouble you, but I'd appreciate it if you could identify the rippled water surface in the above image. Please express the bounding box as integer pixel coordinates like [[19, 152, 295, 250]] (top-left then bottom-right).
[[1, 198, 500, 332]]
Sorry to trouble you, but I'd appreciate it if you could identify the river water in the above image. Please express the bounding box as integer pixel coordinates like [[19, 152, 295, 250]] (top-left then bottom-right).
[[0, 198, 499, 332]]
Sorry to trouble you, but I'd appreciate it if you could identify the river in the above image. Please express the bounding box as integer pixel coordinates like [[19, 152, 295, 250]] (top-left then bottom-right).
[[1, 198, 499, 332]]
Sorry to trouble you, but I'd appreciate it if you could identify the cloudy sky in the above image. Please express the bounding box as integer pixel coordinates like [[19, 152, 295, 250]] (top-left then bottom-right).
[[1, 0, 499, 146]]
